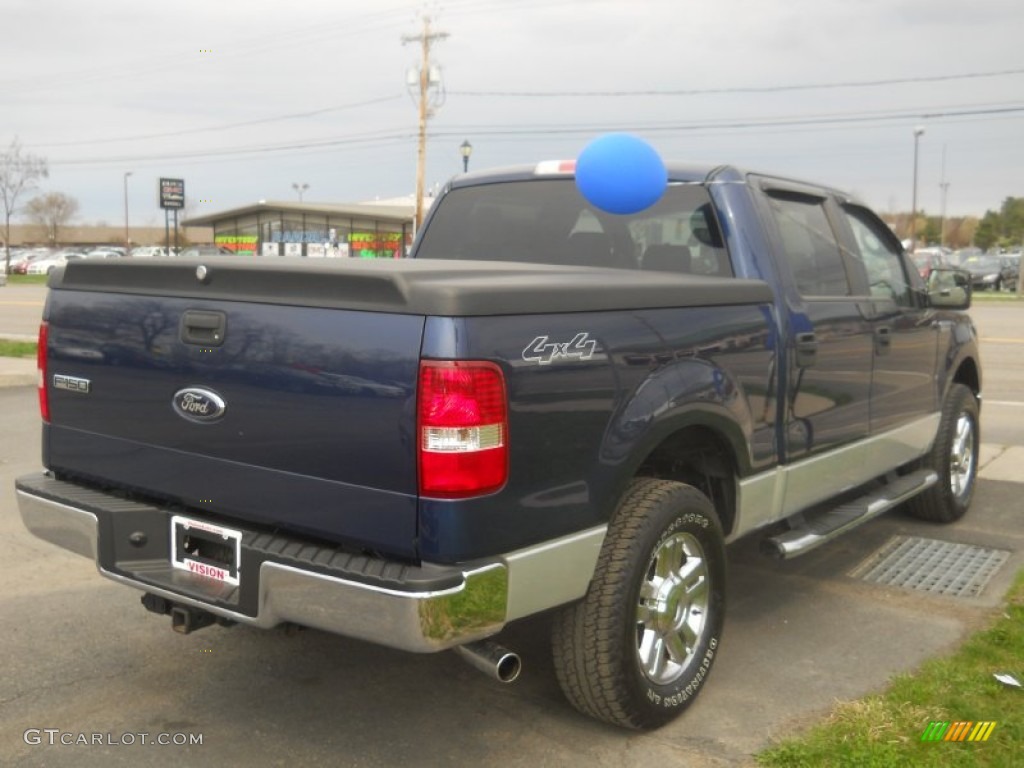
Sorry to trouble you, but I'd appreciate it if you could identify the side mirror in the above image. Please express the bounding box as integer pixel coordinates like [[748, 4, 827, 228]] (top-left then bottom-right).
[[927, 268, 972, 309]]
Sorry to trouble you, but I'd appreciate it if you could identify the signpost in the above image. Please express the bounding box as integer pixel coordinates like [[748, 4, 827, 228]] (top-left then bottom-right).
[[159, 178, 185, 254]]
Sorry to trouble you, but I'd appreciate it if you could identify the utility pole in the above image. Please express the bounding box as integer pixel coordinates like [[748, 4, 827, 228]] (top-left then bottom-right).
[[402, 15, 447, 233]]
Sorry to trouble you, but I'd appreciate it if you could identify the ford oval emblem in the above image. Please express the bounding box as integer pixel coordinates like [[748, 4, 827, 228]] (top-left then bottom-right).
[[173, 387, 226, 423]]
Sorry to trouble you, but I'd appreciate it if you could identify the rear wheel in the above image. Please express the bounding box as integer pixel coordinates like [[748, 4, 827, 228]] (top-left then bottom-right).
[[907, 383, 979, 522], [551, 478, 726, 729]]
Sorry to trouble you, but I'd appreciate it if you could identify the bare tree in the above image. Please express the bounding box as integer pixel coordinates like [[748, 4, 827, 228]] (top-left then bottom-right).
[[25, 192, 79, 247], [0, 138, 49, 273]]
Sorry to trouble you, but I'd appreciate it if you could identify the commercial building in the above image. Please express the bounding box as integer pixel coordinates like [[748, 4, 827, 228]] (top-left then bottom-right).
[[182, 199, 422, 258]]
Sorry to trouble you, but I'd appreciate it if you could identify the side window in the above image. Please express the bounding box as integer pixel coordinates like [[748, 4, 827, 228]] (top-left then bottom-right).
[[842, 206, 912, 306], [766, 192, 850, 296]]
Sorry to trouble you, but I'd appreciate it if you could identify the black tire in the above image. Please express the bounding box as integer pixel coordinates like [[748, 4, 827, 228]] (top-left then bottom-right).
[[907, 383, 979, 522], [551, 478, 726, 729]]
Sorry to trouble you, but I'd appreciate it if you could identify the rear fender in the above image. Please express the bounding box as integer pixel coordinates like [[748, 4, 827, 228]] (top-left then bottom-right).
[[599, 358, 753, 515]]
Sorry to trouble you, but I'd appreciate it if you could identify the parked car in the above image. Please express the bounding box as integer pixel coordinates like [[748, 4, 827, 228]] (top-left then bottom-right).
[[8, 249, 52, 274], [911, 249, 946, 280], [961, 254, 1014, 291], [26, 252, 87, 275], [130, 246, 170, 258], [177, 245, 234, 258], [6, 252, 35, 274], [12, 256, 38, 275]]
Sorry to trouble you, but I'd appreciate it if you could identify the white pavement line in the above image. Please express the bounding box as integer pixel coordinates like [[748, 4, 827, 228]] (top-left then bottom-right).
[[986, 401, 1024, 407]]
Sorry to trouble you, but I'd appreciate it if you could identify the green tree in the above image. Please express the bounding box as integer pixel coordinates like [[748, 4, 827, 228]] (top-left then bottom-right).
[[0, 138, 48, 273], [974, 210, 1001, 251], [999, 197, 1024, 244]]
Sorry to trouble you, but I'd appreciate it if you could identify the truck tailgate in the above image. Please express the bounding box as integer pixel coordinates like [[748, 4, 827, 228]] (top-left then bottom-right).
[[43, 279, 423, 558]]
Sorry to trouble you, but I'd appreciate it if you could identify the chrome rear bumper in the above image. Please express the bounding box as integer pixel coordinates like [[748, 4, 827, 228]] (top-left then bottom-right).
[[16, 473, 604, 653]]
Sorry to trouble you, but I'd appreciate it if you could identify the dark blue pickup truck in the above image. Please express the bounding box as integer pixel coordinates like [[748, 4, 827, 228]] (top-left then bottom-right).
[[17, 161, 981, 729]]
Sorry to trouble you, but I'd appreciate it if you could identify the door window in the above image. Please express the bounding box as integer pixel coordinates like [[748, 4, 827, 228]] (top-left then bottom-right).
[[842, 206, 912, 306], [766, 193, 850, 297]]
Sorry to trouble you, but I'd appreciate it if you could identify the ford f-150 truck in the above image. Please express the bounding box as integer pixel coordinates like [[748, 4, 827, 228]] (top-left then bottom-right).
[[16, 160, 980, 729]]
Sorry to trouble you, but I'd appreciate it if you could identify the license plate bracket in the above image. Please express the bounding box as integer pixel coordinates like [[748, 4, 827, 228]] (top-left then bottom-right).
[[170, 515, 242, 586]]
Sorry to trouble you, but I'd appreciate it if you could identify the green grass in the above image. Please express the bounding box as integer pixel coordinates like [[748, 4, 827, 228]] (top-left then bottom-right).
[[758, 569, 1024, 767], [6, 274, 48, 285], [971, 291, 1021, 302], [0, 339, 36, 358]]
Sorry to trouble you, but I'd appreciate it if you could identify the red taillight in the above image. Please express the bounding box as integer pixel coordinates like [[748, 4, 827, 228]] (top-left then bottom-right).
[[37, 322, 49, 422], [417, 361, 508, 498]]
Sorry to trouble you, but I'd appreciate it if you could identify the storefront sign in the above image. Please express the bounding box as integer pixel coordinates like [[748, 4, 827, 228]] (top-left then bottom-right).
[[159, 178, 185, 210], [350, 232, 404, 258], [215, 235, 257, 256]]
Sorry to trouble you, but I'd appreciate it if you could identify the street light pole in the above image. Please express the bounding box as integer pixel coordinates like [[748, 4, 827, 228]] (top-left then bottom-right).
[[460, 140, 473, 173], [123, 171, 132, 255], [292, 182, 309, 202], [938, 143, 949, 249], [910, 126, 925, 253]]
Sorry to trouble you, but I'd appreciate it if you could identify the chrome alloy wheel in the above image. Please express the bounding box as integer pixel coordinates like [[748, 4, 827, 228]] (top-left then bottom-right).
[[635, 532, 710, 685], [949, 412, 976, 500]]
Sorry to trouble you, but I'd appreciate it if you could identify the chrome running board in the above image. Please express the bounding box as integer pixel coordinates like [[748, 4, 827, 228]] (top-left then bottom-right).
[[762, 469, 939, 559]]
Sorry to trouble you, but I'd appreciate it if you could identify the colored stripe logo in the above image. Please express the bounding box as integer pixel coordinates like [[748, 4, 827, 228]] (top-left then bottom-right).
[[921, 721, 997, 742]]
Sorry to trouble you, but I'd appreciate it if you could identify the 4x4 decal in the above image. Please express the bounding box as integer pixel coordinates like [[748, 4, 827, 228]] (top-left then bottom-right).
[[522, 332, 598, 365]]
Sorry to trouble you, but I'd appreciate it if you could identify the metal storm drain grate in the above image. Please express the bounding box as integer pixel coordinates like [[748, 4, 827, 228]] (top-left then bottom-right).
[[851, 535, 1011, 598]]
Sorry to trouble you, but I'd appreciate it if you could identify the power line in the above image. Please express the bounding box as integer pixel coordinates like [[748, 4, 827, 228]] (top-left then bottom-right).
[[26, 95, 404, 148], [450, 67, 1024, 97], [431, 104, 1024, 137], [48, 131, 415, 167], [43, 103, 1024, 169]]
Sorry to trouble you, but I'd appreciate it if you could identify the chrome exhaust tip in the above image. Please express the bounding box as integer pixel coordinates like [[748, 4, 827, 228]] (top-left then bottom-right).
[[453, 640, 522, 684]]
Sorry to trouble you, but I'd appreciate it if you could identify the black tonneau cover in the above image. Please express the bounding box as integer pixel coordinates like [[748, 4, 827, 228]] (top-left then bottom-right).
[[52, 257, 772, 317]]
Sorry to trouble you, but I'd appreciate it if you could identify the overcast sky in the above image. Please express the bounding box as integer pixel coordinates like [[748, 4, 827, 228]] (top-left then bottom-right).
[[3, 0, 1022, 227]]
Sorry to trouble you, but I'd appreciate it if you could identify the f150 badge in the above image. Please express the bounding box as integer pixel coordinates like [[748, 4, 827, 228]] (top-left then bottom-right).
[[173, 387, 226, 423], [522, 332, 598, 365], [53, 374, 91, 393]]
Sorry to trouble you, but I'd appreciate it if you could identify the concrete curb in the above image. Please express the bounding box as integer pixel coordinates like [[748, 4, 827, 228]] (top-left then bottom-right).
[[0, 333, 38, 387], [0, 356, 36, 388]]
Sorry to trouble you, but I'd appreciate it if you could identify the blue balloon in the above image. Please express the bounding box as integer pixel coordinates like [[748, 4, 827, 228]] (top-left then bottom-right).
[[574, 134, 667, 215]]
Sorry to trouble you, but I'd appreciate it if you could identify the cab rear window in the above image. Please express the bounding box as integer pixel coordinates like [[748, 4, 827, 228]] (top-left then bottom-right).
[[415, 180, 732, 277]]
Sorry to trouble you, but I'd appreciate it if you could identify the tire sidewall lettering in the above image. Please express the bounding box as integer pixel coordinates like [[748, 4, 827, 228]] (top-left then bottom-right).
[[634, 501, 724, 713], [655, 510, 710, 549], [643, 637, 719, 709]]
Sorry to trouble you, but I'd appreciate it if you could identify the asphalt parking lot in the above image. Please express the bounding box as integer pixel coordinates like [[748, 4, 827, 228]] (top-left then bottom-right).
[[1, 289, 1022, 767]]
